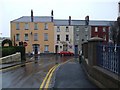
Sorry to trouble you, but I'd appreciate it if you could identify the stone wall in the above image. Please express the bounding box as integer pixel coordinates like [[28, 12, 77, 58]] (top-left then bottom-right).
[[81, 37, 120, 89], [0, 53, 21, 64]]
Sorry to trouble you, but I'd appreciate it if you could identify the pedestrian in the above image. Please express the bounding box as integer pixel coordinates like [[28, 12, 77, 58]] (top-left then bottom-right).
[[79, 50, 82, 64]]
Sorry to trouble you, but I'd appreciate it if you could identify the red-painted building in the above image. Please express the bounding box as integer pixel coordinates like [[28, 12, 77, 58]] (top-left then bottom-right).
[[91, 26, 109, 42], [89, 20, 114, 42]]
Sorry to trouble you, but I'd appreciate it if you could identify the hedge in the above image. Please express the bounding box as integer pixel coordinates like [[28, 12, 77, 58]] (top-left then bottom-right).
[[2, 46, 26, 61]]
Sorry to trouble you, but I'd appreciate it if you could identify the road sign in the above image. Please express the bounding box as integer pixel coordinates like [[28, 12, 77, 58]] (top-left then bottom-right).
[[24, 42, 28, 47]]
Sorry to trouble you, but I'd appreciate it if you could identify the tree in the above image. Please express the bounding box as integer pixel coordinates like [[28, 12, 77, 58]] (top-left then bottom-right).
[[110, 17, 120, 45], [2, 39, 12, 47]]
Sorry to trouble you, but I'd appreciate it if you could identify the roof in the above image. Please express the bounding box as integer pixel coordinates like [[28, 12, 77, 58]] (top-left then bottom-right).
[[11, 16, 114, 26], [11, 16, 52, 22], [54, 19, 114, 26]]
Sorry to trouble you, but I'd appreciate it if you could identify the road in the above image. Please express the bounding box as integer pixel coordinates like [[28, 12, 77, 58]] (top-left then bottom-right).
[[1, 54, 73, 89]]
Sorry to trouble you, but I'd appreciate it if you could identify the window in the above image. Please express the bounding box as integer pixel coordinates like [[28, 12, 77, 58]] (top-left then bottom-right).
[[44, 23, 48, 30], [44, 33, 48, 41], [85, 27, 88, 32], [34, 33, 38, 41], [66, 35, 69, 41], [16, 34, 20, 41], [25, 23, 29, 30], [44, 45, 49, 52], [57, 35, 60, 41], [24, 34, 28, 41], [76, 26, 79, 31], [16, 23, 19, 30], [57, 26, 60, 32], [66, 26, 69, 32], [95, 27, 98, 32], [103, 27, 106, 32], [103, 35, 106, 41], [76, 34, 79, 40], [34, 23, 38, 30]]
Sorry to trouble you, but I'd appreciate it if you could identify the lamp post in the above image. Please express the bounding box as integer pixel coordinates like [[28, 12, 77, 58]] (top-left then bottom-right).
[[117, 16, 120, 75]]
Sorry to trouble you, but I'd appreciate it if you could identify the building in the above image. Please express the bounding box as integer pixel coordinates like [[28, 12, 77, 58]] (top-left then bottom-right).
[[90, 20, 113, 42], [11, 10, 54, 54], [54, 16, 74, 54], [11, 10, 113, 54], [118, 1, 120, 16]]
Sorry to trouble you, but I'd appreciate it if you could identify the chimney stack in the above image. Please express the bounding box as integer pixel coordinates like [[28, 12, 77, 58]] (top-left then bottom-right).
[[69, 16, 71, 25], [31, 9, 33, 22], [51, 10, 54, 22], [85, 15, 89, 25]]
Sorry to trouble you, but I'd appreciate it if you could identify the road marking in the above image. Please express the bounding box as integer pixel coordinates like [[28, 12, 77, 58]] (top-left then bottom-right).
[[40, 58, 73, 89], [39, 65, 58, 89], [44, 64, 60, 88]]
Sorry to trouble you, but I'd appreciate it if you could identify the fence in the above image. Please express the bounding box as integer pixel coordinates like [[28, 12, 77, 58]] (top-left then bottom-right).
[[97, 44, 120, 75]]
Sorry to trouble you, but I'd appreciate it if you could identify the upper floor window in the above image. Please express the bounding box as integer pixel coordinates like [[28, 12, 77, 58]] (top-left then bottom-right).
[[95, 27, 98, 32], [16, 34, 20, 41], [57, 35, 60, 41], [76, 34, 79, 40], [34, 23, 38, 30], [103, 27, 106, 32], [25, 23, 29, 30], [66, 26, 69, 32], [57, 26, 60, 32], [34, 33, 38, 41], [44, 23, 48, 30], [76, 26, 79, 31], [66, 35, 69, 41], [24, 34, 28, 41], [44, 33, 48, 41], [16, 23, 19, 30]]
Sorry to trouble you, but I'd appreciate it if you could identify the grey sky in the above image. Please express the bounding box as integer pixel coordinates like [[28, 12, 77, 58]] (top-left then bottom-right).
[[0, 0, 119, 37]]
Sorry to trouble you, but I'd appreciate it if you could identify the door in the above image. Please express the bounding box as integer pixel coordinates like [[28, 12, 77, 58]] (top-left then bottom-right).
[[33, 44, 39, 54], [55, 45, 59, 53], [75, 45, 78, 56]]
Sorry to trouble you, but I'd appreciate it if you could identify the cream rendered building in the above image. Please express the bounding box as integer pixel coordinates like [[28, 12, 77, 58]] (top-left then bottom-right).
[[54, 18, 74, 53]]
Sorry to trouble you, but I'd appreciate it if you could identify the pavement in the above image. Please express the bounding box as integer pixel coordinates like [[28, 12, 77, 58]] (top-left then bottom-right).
[[0, 56, 35, 70], [52, 58, 100, 89]]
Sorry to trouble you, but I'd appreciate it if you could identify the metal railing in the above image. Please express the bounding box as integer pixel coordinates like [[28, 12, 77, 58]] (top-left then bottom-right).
[[97, 44, 120, 75]]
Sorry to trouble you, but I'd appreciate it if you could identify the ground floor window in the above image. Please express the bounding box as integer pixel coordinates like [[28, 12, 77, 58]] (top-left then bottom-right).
[[44, 45, 49, 53]]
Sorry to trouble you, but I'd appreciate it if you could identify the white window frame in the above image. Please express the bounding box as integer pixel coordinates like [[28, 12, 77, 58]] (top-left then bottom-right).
[[25, 23, 29, 30], [34, 23, 38, 30], [57, 26, 60, 32], [24, 34, 28, 41], [16, 23, 19, 30], [44, 33, 48, 41], [44, 45, 49, 52], [44, 23, 48, 30], [34, 33, 38, 41], [16, 34, 20, 41], [95, 27, 98, 32]]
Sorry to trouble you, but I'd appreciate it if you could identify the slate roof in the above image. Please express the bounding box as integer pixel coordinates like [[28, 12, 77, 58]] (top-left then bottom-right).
[[11, 16, 52, 22], [11, 16, 114, 26]]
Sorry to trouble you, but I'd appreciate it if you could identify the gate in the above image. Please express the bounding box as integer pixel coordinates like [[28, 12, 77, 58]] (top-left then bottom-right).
[[97, 44, 120, 75]]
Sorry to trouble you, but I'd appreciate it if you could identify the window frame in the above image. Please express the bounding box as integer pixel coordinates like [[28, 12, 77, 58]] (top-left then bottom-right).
[[25, 23, 29, 30], [16, 23, 19, 30], [16, 34, 20, 41], [34, 33, 38, 41], [34, 23, 38, 30], [44, 33, 48, 41], [24, 34, 29, 41]]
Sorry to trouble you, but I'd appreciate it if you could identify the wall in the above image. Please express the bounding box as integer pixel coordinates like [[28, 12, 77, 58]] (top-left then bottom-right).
[[0, 52, 21, 64], [54, 26, 74, 53], [11, 22, 54, 53], [81, 37, 120, 89]]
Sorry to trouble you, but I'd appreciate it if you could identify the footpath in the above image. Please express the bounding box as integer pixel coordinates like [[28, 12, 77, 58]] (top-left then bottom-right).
[[52, 58, 100, 89]]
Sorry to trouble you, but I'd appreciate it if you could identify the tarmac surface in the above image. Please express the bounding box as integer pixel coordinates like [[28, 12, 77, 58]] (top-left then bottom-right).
[[53, 58, 99, 89]]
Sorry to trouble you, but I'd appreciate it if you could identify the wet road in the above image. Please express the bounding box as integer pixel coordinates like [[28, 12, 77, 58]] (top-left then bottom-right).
[[2, 54, 74, 88]]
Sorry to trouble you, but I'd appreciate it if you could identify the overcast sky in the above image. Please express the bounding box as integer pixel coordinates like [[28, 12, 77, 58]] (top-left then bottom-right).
[[0, 0, 119, 37]]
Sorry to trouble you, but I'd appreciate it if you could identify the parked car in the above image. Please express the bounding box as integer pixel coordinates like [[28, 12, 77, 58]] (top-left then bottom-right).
[[59, 51, 74, 56]]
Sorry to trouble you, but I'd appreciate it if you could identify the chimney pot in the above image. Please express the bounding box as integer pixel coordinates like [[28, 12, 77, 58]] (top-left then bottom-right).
[[31, 9, 33, 22]]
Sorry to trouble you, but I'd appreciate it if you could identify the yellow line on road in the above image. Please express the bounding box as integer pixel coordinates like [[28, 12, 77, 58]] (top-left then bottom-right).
[[44, 64, 60, 88], [39, 65, 57, 89]]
